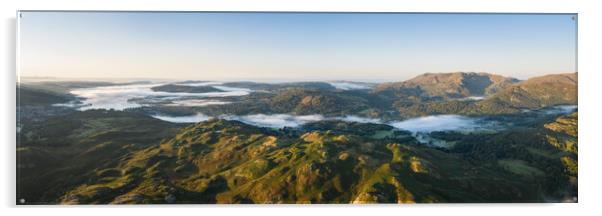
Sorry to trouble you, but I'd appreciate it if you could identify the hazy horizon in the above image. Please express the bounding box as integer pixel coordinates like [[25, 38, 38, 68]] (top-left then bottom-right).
[[18, 12, 577, 81], [18, 70, 577, 84]]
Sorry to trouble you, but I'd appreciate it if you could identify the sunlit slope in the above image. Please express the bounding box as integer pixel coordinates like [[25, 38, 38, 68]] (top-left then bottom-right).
[[485, 73, 577, 109], [60, 119, 544, 204], [17, 110, 182, 204], [373, 72, 519, 99], [544, 112, 578, 200], [392, 73, 577, 117]]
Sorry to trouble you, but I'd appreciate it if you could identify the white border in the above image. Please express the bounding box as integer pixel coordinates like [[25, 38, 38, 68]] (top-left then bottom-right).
[[2, 0, 602, 216]]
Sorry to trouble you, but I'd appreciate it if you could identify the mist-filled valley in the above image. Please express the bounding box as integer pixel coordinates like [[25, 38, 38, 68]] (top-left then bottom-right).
[[17, 72, 578, 204]]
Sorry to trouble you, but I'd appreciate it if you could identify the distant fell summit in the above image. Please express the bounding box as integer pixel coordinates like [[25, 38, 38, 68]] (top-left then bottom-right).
[[373, 72, 519, 99], [487, 72, 577, 109]]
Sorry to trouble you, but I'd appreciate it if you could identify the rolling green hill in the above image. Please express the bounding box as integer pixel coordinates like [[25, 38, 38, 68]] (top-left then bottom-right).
[[17, 110, 183, 204], [268, 88, 373, 116], [187, 88, 380, 117], [16, 72, 578, 204], [54, 118, 577, 204]]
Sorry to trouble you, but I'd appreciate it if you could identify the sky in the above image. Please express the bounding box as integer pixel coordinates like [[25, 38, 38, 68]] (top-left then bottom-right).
[[18, 12, 577, 82]]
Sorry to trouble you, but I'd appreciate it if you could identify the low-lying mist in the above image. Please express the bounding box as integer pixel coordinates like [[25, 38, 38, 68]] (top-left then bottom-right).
[[389, 115, 490, 133], [56, 82, 250, 110], [149, 113, 383, 129], [222, 114, 325, 128], [327, 82, 372, 90], [151, 113, 210, 123], [54, 81, 576, 144], [150, 112, 496, 135]]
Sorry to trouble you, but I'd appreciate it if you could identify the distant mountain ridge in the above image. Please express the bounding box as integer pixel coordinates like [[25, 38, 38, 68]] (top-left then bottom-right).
[[16, 72, 577, 119], [485, 73, 577, 109], [377, 72, 577, 117], [373, 72, 519, 99]]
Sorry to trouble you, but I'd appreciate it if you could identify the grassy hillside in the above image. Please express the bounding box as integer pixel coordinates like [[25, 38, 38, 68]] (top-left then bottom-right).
[[17, 110, 183, 204], [183, 88, 383, 118], [268, 88, 373, 116], [448, 112, 578, 201], [52, 118, 577, 204], [16, 73, 578, 204]]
